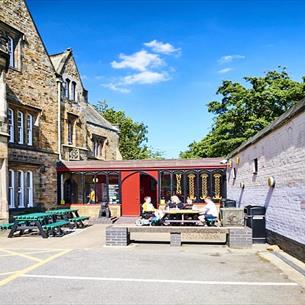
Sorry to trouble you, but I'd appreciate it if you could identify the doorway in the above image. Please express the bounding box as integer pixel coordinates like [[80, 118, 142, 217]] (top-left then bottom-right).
[[140, 173, 158, 208]]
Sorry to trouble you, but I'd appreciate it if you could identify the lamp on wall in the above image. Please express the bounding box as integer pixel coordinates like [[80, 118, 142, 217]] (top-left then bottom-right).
[[228, 159, 233, 168], [267, 176, 276, 188], [236, 156, 240, 165], [240, 182, 245, 189]]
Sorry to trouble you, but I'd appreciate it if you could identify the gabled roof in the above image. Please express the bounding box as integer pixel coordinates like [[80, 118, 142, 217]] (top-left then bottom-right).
[[85, 104, 119, 133], [50, 49, 71, 74]]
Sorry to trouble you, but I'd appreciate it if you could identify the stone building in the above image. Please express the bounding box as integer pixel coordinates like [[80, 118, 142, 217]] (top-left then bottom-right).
[[227, 98, 305, 262], [0, 0, 121, 221]]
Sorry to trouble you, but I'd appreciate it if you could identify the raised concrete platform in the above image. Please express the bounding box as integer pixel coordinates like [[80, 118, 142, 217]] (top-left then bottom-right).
[[106, 225, 252, 248]]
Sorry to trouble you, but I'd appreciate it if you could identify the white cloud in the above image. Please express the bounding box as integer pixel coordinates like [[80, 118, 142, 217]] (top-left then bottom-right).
[[102, 83, 130, 94], [218, 67, 233, 74], [218, 55, 245, 64], [105, 40, 180, 93], [111, 50, 164, 71], [123, 71, 170, 85], [144, 40, 180, 55]]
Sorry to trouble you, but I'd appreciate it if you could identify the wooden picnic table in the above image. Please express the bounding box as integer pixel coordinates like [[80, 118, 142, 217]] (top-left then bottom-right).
[[162, 209, 202, 225]]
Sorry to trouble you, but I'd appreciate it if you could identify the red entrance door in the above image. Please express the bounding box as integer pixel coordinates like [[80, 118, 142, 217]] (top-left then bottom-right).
[[121, 172, 140, 216]]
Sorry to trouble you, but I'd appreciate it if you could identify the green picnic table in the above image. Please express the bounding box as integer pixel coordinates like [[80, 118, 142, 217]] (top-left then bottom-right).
[[8, 212, 52, 238], [46, 209, 89, 228]]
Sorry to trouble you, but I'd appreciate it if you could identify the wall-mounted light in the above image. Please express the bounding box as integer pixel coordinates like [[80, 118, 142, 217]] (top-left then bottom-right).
[[240, 182, 245, 189], [93, 177, 99, 183], [228, 159, 233, 168], [236, 156, 240, 165], [268, 176, 275, 188]]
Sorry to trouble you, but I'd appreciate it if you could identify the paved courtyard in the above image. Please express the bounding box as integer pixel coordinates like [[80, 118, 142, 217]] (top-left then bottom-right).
[[0, 225, 305, 305]]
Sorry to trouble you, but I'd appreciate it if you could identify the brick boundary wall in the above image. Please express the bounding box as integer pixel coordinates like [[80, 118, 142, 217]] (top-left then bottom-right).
[[106, 226, 252, 248], [170, 232, 182, 247], [267, 229, 305, 263], [228, 227, 252, 249], [105, 227, 130, 246]]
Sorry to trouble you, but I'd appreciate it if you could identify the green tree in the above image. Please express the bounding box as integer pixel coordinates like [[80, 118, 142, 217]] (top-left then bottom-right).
[[180, 68, 305, 158], [95, 100, 164, 160]]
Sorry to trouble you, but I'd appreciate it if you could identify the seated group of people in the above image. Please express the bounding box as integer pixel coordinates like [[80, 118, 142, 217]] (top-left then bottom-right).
[[141, 195, 218, 225]]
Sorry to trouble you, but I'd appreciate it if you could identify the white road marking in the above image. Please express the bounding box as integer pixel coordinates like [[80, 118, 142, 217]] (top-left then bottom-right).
[[22, 274, 298, 286]]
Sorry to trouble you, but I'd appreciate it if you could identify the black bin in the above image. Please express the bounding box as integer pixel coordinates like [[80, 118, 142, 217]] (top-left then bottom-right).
[[221, 199, 237, 208], [244, 205, 266, 244]]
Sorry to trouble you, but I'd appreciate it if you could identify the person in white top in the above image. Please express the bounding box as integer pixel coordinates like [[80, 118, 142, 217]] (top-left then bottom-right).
[[198, 197, 218, 223]]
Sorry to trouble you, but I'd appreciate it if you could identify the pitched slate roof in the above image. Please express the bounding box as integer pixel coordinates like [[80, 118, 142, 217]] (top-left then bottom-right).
[[228, 97, 305, 157], [85, 104, 119, 133], [57, 158, 226, 172]]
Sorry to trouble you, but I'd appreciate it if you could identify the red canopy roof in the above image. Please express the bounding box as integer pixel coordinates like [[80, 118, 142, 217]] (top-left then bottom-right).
[[57, 158, 226, 172]]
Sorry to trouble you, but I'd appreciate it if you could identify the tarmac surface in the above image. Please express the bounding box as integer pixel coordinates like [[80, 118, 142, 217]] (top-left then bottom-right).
[[0, 224, 305, 305]]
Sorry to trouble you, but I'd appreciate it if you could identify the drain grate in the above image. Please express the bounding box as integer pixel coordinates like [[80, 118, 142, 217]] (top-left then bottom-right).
[[272, 251, 305, 277]]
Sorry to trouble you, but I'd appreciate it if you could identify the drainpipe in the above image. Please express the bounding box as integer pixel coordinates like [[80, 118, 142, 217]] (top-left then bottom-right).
[[56, 77, 62, 160]]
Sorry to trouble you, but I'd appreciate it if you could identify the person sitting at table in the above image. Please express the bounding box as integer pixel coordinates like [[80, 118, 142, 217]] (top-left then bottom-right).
[[168, 195, 184, 209], [198, 197, 218, 224], [142, 196, 155, 218], [87, 188, 97, 204]]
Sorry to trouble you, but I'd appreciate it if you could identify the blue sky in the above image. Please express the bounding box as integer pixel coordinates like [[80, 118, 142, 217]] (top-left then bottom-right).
[[27, 0, 305, 158]]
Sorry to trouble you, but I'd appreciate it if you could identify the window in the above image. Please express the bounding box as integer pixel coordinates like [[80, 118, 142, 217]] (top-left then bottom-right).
[[8, 108, 14, 143], [8, 36, 15, 68], [17, 111, 24, 144], [8, 170, 15, 208], [253, 158, 258, 174], [71, 81, 76, 101], [25, 171, 33, 207], [68, 120, 73, 145], [93, 139, 100, 157], [17, 170, 24, 208], [26, 114, 33, 146], [65, 79, 70, 99], [92, 137, 105, 158], [8, 170, 34, 209]]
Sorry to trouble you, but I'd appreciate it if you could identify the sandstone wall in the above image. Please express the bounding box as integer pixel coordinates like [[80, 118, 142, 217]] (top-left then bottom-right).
[[1, 0, 58, 153]]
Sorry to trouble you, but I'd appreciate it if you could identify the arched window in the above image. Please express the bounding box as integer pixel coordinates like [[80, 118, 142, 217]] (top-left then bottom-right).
[[17, 170, 24, 208], [71, 81, 76, 101], [8, 170, 15, 208], [17, 111, 24, 144], [25, 171, 33, 208], [8, 36, 15, 68], [26, 114, 33, 146], [8, 108, 14, 143], [65, 78, 70, 99]]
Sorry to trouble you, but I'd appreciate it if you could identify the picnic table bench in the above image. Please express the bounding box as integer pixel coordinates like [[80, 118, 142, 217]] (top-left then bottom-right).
[[7, 209, 90, 238], [162, 209, 202, 225], [46, 209, 89, 228]]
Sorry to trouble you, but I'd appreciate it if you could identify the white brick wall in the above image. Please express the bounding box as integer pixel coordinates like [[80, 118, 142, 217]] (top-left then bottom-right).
[[227, 110, 305, 245]]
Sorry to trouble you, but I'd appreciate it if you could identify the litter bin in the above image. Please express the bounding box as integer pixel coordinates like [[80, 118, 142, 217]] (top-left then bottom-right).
[[244, 205, 266, 243], [221, 199, 237, 208]]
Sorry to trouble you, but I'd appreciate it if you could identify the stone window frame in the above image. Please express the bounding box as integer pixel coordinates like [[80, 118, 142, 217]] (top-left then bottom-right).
[[8, 169, 34, 209], [7, 106, 37, 148], [67, 114, 78, 146], [0, 21, 23, 71], [17, 110, 24, 144], [8, 169, 15, 208], [92, 135, 107, 159], [71, 81, 77, 101], [8, 108, 14, 143], [26, 113, 33, 146], [65, 78, 70, 99]]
